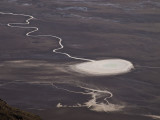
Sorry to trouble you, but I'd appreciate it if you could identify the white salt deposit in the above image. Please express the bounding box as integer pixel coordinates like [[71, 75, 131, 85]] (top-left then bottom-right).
[[70, 59, 134, 76]]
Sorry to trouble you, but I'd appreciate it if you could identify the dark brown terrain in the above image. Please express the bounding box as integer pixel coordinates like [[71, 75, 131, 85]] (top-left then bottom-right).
[[0, 99, 41, 120], [0, 0, 160, 120]]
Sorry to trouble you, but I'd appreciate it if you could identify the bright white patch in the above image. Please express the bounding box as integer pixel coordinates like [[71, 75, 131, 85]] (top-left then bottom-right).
[[56, 103, 64, 108], [70, 59, 134, 76], [22, 3, 32, 6], [89, 103, 124, 112]]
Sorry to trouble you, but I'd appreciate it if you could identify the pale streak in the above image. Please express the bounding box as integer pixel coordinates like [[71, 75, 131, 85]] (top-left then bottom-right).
[[135, 65, 160, 69], [144, 115, 160, 120]]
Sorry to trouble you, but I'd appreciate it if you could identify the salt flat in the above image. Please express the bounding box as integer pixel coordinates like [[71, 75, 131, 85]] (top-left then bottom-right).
[[0, 0, 160, 120]]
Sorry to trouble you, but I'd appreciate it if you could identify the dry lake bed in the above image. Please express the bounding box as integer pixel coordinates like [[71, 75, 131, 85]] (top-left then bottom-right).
[[0, 0, 160, 120]]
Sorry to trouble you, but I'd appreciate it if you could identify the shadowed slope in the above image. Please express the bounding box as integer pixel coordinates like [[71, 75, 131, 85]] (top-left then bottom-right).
[[0, 99, 41, 120]]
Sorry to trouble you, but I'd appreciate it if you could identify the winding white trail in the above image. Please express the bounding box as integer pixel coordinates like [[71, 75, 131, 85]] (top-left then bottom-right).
[[0, 11, 94, 62], [52, 83, 124, 112]]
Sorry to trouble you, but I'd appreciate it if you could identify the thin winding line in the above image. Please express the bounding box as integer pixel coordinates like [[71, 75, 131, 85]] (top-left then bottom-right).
[[0, 12, 94, 62], [52, 83, 113, 106]]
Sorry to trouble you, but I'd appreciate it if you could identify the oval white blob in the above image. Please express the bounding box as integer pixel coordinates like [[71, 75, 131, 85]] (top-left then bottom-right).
[[70, 59, 134, 76]]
